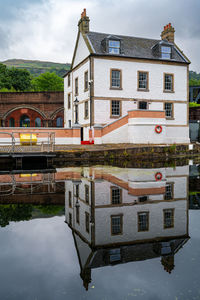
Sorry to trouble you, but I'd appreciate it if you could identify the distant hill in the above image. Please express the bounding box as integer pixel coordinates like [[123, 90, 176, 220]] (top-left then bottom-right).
[[2, 59, 71, 77]]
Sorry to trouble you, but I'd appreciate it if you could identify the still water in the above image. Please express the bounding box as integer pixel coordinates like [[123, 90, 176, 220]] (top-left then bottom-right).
[[0, 164, 200, 300]]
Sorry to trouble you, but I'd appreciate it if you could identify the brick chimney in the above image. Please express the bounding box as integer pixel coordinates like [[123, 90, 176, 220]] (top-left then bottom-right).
[[78, 9, 90, 34], [161, 23, 175, 43]]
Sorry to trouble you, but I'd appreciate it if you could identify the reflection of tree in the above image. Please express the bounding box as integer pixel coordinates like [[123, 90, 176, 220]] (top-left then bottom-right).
[[0, 204, 33, 227], [0, 204, 65, 227], [37, 205, 64, 215]]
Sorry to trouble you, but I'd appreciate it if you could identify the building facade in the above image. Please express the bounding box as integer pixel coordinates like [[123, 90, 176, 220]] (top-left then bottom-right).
[[64, 9, 190, 144]]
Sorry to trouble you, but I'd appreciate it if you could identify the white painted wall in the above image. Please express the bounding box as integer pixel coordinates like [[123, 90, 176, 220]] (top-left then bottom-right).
[[64, 59, 90, 132], [95, 200, 187, 245], [93, 58, 187, 101], [73, 33, 90, 68]]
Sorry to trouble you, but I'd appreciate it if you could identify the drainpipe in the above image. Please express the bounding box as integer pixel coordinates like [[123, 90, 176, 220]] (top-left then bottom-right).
[[89, 56, 92, 129]]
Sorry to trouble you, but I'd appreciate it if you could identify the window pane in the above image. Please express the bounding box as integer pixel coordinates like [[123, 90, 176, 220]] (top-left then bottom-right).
[[69, 191, 72, 207], [165, 183, 173, 200], [165, 74, 173, 91], [111, 70, 121, 87], [138, 72, 147, 89], [164, 209, 174, 228], [111, 187, 121, 204], [20, 115, 30, 127], [85, 185, 89, 203], [109, 40, 120, 54], [139, 101, 147, 110], [138, 212, 149, 231], [68, 94, 71, 109], [84, 71, 88, 90], [85, 212, 90, 233], [35, 117, 41, 127], [111, 216, 122, 235], [161, 46, 171, 59], [162, 46, 171, 53], [164, 103, 173, 117], [111, 100, 120, 116], [85, 101, 88, 118], [56, 117, 63, 127]]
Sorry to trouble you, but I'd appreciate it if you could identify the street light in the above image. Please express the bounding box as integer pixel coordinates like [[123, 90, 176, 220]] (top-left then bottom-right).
[[74, 97, 79, 124]]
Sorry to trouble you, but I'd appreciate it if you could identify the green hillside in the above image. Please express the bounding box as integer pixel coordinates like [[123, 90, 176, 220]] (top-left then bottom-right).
[[2, 59, 71, 77]]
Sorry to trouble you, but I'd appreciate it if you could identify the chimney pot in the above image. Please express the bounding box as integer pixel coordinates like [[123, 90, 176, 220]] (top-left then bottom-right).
[[78, 9, 90, 34], [161, 23, 175, 43]]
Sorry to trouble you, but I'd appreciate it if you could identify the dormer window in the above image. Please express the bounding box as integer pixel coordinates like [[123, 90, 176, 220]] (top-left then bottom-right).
[[161, 46, 171, 59], [108, 40, 120, 54]]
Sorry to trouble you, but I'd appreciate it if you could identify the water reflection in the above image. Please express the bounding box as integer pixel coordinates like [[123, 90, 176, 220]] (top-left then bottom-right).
[[0, 170, 65, 226], [64, 165, 190, 290], [0, 163, 198, 297]]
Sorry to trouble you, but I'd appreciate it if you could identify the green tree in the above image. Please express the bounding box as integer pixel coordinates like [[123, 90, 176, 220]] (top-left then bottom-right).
[[189, 78, 200, 86], [0, 204, 33, 227], [31, 72, 64, 91], [0, 63, 12, 90], [8, 67, 32, 91]]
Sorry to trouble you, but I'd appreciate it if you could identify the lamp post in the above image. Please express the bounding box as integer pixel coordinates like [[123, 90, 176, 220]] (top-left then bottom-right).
[[74, 97, 79, 124]]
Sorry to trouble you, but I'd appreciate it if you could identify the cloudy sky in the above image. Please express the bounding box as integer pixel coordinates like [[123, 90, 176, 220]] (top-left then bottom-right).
[[0, 0, 199, 72]]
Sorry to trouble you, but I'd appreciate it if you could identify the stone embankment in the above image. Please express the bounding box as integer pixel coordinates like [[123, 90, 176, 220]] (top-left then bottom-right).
[[53, 143, 200, 166]]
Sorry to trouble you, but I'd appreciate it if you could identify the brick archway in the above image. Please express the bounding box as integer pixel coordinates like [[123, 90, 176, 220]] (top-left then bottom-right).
[[5, 107, 45, 127]]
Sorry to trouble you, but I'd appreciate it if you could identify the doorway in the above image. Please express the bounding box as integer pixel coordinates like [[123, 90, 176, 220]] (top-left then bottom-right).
[[81, 127, 84, 141]]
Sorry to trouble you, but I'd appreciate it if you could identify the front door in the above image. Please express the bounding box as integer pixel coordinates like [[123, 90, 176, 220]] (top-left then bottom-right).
[[81, 127, 84, 141]]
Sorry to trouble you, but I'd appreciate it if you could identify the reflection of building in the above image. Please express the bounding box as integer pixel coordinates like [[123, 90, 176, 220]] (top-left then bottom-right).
[[0, 171, 65, 204], [65, 166, 189, 290]]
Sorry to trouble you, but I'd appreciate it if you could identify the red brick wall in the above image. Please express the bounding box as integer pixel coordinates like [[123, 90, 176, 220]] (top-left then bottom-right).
[[0, 91, 64, 127]]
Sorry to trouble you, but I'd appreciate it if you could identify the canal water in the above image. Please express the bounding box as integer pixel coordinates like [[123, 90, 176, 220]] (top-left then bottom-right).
[[0, 163, 200, 300]]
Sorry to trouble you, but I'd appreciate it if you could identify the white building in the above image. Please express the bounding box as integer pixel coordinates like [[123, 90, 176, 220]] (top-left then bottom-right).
[[64, 165, 189, 289], [64, 9, 190, 145]]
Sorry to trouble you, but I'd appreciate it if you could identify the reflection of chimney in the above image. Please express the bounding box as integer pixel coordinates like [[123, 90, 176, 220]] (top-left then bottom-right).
[[78, 8, 90, 34], [80, 267, 91, 291], [161, 255, 175, 274], [161, 23, 175, 43]]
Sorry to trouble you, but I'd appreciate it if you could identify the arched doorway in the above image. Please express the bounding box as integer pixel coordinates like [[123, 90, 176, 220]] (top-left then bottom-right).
[[20, 115, 30, 127]]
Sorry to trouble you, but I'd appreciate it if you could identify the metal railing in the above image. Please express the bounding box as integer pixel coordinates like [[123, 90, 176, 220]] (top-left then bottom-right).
[[0, 132, 55, 153], [0, 173, 62, 196]]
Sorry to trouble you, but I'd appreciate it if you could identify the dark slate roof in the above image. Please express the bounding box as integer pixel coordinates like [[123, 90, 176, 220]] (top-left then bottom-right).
[[87, 31, 189, 64]]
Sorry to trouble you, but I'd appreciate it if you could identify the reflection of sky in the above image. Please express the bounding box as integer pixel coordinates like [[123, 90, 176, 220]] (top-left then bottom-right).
[[0, 213, 199, 300]]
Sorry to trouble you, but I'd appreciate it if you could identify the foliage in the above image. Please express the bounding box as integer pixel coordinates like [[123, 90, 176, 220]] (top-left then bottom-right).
[[0, 87, 16, 92], [0, 63, 12, 90], [31, 72, 64, 91], [189, 78, 200, 87], [0, 63, 32, 91], [0, 204, 33, 227], [189, 71, 200, 81], [189, 102, 200, 107], [189, 71, 200, 86], [37, 205, 65, 215], [7, 67, 32, 91]]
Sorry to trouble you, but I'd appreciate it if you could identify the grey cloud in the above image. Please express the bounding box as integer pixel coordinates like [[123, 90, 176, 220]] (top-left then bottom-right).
[[0, 0, 199, 71]]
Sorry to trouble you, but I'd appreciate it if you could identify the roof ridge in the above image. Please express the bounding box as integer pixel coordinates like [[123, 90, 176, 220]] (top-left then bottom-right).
[[87, 31, 160, 42]]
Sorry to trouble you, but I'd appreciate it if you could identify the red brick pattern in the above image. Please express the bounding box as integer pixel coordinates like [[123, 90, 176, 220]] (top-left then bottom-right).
[[0, 92, 64, 127]]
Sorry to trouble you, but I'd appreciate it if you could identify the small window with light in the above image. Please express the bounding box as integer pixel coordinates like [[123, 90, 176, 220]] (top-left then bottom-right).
[[108, 40, 120, 54], [161, 46, 171, 59]]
